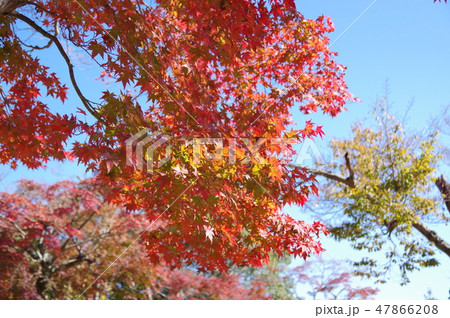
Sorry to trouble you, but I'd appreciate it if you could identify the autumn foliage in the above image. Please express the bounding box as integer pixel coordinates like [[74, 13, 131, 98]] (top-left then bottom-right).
[[0, 179, 271, 299], [0, 177, 381, 299], [0, 0, 357, 272]]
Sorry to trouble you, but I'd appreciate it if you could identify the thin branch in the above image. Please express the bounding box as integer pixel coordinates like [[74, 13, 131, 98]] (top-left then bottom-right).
[[13, 19, 56, 50], [54, 253, 95, 274], [16, 34, 52, 50], [0, 0, 56, 16], [76, 212, 96, 230], [61, 212, 96, 251], [8, 12, 106, 124], [24, 0, 58, 17]]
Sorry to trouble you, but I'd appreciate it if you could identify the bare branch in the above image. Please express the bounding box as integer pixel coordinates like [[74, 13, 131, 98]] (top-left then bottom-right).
[[61, 212, 96, 252], [13, 20, 56, 50], [290, 152, 356, 188], [57, 254, 95, 271]]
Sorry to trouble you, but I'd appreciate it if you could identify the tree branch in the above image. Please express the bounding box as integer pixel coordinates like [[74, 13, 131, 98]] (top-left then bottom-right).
[[305, 154, 450, 258], [290, 152, 356, 188], [57, 253, 95, 271], [61, 212, 96, 252], [435, 174, 450, 214], [8, 12, 106, 124], [412, 221, 450, 257]]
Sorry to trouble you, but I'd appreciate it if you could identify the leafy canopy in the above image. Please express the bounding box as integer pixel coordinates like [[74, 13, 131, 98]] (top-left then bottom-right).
[[320, 100, 446, 284], [0, 178, 274, 300], [0, 0, 355, 270]]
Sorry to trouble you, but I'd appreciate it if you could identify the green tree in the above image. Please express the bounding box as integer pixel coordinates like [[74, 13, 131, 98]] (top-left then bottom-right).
[[293, 99, 449, 285]]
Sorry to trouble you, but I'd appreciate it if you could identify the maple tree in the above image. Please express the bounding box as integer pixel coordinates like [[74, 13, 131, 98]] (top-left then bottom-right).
[[0, 178, 273, 299], [0, 0, 356, 272], [297, 99, 450, 285], [0, 174, 377, 300]]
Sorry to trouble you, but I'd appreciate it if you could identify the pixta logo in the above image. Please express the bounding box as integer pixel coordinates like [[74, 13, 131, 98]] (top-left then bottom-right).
[[126, 129, 328, 174], [126, 129, 171, 173]]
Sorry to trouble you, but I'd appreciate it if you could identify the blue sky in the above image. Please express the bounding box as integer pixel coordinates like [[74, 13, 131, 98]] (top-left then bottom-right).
[[290, 0, 450, 299], [1, 0, 449, 299]]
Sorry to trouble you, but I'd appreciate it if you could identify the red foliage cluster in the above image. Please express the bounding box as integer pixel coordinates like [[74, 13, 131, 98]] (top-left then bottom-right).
[[0, 179, 268, 299], [1, 0, 353, 272]]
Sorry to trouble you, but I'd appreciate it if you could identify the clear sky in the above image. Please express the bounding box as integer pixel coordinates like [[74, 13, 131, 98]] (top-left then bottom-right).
[[0, 0, 449, 300], [290, 0, 450, 300]]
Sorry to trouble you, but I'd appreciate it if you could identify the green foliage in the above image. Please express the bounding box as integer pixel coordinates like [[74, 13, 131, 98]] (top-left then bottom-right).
[[320, 99, 446, 284]]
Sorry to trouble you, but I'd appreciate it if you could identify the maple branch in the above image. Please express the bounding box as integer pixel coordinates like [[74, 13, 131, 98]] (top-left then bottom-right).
[[57, 253, 95, 271], [435, 174, 450, 214], [15, 33, 53, 50], [0, 0, 57, 16], [12, 221, 27, 238], [76, 212, 96, 230], [8, 12, 106, 124], [13, 19, 57, 50], [24, 0, 58, 17], [61, 212, 95, 252]]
